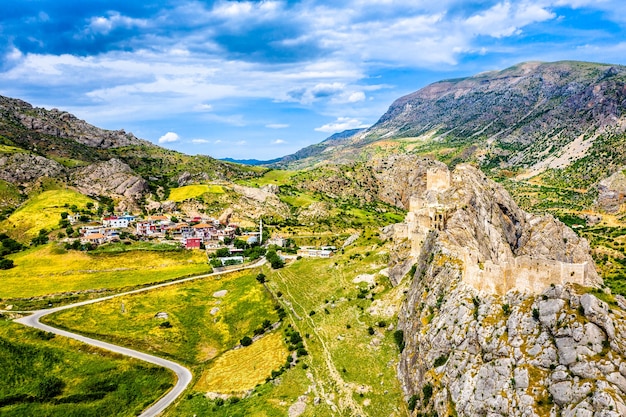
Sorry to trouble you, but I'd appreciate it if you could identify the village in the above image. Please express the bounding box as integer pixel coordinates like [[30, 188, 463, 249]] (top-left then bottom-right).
[[67, 211, 336, 266]]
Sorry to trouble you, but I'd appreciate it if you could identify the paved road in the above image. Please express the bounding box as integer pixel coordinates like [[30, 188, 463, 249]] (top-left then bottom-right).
[[12, 258, 266, 417]]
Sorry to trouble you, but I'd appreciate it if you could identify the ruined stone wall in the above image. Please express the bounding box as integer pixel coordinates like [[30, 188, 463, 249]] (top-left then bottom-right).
[[461, 249, 589, 295]]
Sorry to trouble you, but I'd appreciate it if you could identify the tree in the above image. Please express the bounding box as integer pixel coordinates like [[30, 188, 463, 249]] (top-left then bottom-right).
[[256, 273, 266, 284], [60, 212, 69, 219], [0, 258, 14, 269], [240, 336, 252, 346]]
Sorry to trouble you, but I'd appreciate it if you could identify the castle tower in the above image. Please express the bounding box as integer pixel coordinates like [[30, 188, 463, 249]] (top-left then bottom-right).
[[426, 168, 451, 192]]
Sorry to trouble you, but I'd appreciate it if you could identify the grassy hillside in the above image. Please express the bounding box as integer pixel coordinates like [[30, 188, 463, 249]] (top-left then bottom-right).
[[0, 316, 173, 417], [168, 184, 225, 202], [1, 244, 210, 301], [1, 189, 94, 240]]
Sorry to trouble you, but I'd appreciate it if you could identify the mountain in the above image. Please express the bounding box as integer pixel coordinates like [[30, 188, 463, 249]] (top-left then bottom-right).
[[386, 161, 626, 416], [0, 95, 258, 211], [220, 157, 281, 166], [269, 128, 366, 170], [276, 61, 626, 188]]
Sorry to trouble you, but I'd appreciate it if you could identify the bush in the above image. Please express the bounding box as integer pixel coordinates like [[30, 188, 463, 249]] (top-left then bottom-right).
[[433, 354, 448, 367], [0, 258, 14, 270], [36, 376, 65, 400], [240, 336, 253, 346], [367, 326, 375, 335], [532, 308, 540, 321], [256, 273, 267, 284], [393, 330, 405, 352], [408, 394, 419, 411], [422, 383, 433, 406]]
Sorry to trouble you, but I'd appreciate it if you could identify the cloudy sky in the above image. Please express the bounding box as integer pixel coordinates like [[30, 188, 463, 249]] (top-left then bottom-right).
[[2, 1, 626, 159]]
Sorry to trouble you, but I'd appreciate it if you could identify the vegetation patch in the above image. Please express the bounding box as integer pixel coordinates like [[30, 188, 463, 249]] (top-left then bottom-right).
[[168, 184, 224, 202], [45, 270, 278, 365], [1, 189, 94, 240], [0, 317, 173, 417], [1, 244, 210, 299], [195, 331, 289, 394]]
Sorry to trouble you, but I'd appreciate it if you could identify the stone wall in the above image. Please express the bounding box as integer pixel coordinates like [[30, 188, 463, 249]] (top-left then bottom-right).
[[461, 249, 590, 295]]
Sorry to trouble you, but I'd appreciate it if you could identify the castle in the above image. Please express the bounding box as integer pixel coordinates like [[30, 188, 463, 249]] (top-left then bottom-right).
[[398, 166, 595, 295]]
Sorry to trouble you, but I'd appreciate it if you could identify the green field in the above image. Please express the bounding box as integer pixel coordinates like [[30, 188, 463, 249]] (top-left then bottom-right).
[[236, 169, 296, 187], [1, 244, 211, 301], [264, 244, 407, 417], [45, 270, 279, 366], [168, 184, 225, 202], [0, 315, 173, 417], [1, 189, 94, 239]]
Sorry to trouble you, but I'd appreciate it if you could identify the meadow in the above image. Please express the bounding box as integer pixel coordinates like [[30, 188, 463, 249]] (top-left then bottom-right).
[[1, 189, 94, 239], [168, 184, 225, 202], [1, 243, 211, 301], [0, 315, 173, 417], [45, 270, 279, 366]]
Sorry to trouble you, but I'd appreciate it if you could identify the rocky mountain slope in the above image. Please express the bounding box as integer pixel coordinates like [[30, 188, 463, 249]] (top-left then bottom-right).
[[0, 95, 258, 211], [388, 162, 626, 416], [276, 61, 626, 191]]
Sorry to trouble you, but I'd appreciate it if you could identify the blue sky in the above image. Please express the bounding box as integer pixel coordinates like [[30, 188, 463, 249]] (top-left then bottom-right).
[[2, 0, 626, 159]]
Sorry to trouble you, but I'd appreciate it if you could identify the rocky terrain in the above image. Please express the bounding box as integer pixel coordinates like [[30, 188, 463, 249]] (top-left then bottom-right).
[[597, 169, 626, 213], [390, 163, 626, 416], [275, 61, 626, 195]]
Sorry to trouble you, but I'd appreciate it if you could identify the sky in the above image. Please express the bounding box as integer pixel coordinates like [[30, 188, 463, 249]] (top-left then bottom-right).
[[2, 1, 626, 160]]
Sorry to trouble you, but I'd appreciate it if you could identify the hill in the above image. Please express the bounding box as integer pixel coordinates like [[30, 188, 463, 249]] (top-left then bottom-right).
[[0, 95, 259, 214], [276, 61, 626, 189]]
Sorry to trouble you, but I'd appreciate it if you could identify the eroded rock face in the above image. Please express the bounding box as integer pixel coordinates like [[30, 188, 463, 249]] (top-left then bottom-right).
[[394, 164, 623, 416], [0, 96, 145, 149], [71, 159, 148, 205], [598, 169, 626, 213], [0, 153, 65, 185]]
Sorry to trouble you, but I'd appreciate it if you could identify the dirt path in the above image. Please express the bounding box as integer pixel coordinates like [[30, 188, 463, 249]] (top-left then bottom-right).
[[276, 269, 366, 416]]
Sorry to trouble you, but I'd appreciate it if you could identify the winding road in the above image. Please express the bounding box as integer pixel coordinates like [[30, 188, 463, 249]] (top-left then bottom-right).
[[12, 258, 266, 417]]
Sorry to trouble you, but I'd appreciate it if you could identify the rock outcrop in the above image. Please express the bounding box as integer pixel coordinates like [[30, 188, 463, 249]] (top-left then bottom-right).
[[71, 159, 148, 206], [0, 95, 145, 149], [598, 169, 626, 213], [0, 153, 65, 185], [392, 164, 625, 416]]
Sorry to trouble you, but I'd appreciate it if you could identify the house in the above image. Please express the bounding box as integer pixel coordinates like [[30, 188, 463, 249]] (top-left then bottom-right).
[[184, 237, 202, 249], [268, 236, 287, 247], [81, 233, 107, 245], [102, 216, 129, 228], [297, 248, 335, 258]]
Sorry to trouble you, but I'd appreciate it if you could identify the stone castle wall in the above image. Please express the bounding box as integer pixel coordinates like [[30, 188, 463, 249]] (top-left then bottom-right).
[[461, 250, 590, 295], [399, 166, 591, 294]]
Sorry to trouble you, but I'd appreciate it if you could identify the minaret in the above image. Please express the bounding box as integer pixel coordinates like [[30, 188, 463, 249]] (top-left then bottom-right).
[[259, 218, 263, 245]]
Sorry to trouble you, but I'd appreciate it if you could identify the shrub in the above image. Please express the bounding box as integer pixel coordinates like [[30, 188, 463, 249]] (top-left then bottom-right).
[[502, 303, 511, 315], [36, 376, 65, 400], [408, 394, 419, 411], [393, 330, 405, 352], [367, 326, 375, 335], [0, 258, 14, 270], [433, 355, 448, 367], [532, 308, 540, 321], [240, 336, 253, 346], [256, 273, 267, 283], [422, 383, 433, 406]]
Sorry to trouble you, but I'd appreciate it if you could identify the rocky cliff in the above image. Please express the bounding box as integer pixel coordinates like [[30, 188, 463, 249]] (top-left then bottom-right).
[[391, 164, 626, 416], [0, 95, 146, 149]]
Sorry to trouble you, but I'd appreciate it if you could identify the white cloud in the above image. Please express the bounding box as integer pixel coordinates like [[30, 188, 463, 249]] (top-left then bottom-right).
[[84, 12, 147, 35], [266, 123, 289, 129], [192, 139, 209, 143], [272, 139, 286, 144], [315, 117, 369, 133], [347, 91, 366, 103], [158, 131, 180, 143], [194, 103, 213, 111]]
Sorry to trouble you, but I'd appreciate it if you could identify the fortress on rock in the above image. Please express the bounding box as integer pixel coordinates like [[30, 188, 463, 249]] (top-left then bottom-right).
[[397, 166, 596, 295]]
